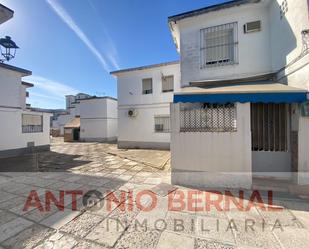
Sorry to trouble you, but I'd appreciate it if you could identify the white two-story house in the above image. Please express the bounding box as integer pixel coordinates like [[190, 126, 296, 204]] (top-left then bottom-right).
[[0, 4, 51, 158], [111, 61, 180, 149], [168, 0, 309, 188]]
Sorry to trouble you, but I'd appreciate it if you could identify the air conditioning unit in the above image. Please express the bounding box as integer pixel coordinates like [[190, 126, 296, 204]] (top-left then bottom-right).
[[128, 109, 138, 118], [244, 21, 261, 33]]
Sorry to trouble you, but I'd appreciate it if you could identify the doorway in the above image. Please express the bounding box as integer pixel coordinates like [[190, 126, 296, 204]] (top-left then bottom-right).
[[251, 103, 292, 179]]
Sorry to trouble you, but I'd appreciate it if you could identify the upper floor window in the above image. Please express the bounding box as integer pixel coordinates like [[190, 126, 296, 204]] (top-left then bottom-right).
[[200, 22, 238, 68], [22, 114, 43, 133], [142, 78, 153, 94], [162, 75, 174, 92]]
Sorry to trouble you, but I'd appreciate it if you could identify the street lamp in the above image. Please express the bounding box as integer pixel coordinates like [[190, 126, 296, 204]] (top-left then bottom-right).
[[0, 36, 19, 62]]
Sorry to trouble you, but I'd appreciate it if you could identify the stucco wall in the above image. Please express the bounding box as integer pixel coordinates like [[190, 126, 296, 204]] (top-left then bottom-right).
[[171, 102, 252, 188], [177, 2, 272, 86], [118, 104, 170, 148], [269, 0, 309, 71], [79, 98, 118, 141], [297, 115, 309, 185], [0, 108, 51, 151], [115, 63, 180, 148], [0, 67, 23, 108]]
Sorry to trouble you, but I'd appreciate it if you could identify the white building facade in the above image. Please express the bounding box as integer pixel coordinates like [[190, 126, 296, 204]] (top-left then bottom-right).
[[79, 97, 118, 142], [111, 61, 180, 149], [0, 64, 51, 158], [0, 4, 51, 158], [168, 0, 309, 188]]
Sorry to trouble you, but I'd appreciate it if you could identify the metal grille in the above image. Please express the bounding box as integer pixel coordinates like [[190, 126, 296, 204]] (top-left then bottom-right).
[[251, 103, 288, 152], [180, 103, 237, 132], [302, 29, 309, 54], [154, 115, 170, 133], [200, 22, 238, 68], [22, 114, 43, 133]]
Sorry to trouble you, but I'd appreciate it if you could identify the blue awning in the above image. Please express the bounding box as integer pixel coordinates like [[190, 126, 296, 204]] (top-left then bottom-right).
[[174, 92, 308, 103], [173, 84, 308, 104]]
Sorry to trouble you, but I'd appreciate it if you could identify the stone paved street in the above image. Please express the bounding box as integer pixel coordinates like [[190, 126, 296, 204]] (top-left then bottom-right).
[[0, 139, 309, 248]]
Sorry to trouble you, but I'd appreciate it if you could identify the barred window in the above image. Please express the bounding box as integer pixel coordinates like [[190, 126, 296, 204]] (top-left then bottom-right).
[[154, 115, 170, 133], [142, 78, 153, 94], [200, 22, 238, 68], [22, 114, 43, 133], [162, 75, 174, 92], [180, 103, 237, 132]]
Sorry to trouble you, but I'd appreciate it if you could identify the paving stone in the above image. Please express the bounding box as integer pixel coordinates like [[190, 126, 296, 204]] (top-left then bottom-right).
[[33, 233, 78, 249], [135, 197, 169, 230], [23, 205, 59, 222], [194, 238, 236, 249], [115, 174, 133, 181], [0, 191, 18, 203], [40, 209, 80, 230], [129, 176, 146, 184], [2, 224, 55, 249], [74, 241, 109, 249], [273, 226, 309, 249], [144, 177, 162, 185], [0, 217, 33, 242], [60, 212, 104, 238], [0, 196, 26, 210], [115, 226, 161, 249], [258, 208, 304, 227], [150, 183, 177, 197], [86, 218, 128, 247], [156, 231, 194, 249], [225, 206, 262, 222], [232, 220, 281, 248], [112, 169, 127, 175], [0, 210, 18, 226]]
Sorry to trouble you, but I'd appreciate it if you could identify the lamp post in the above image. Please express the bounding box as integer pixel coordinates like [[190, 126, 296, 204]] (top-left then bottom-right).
[[0, 36, 19, 62]]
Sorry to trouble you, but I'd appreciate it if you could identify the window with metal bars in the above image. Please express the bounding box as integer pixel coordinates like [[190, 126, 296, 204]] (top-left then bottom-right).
[[22, 114, 43, 133], [154, 115, 170, 133], [180, 103, 237, 132], [200, 22, 238, 68], [251, 103, 288, 152]]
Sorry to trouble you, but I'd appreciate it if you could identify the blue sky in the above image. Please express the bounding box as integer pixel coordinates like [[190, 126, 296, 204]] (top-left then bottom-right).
[[0, 0, 228, 109]]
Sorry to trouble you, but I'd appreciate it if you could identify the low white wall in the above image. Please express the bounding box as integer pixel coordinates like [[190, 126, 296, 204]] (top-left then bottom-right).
[[171, 102, 252, 188], [118, 103, 170, 148], [0, 108, 51, 151]]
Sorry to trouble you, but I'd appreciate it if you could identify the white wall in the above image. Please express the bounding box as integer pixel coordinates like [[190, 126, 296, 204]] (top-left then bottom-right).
[[171, 103, 252, 188], [0, 108, 51, 151], [79, 98, 118, 141], [116, 63, 180, 106], [115, 62, 180, 148], [297, 115, 309, 185], [176, 2, 272, 86], [118, 104, 170, 147], [269, 0, 309, 71], [0, 67, 24, 108]]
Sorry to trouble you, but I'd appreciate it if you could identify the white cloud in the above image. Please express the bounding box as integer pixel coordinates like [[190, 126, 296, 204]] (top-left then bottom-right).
[[46, 0, 119, 72], [26, 75, 80, 98]]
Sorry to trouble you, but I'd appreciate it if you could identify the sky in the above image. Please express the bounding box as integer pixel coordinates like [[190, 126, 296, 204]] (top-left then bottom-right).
[[0, 0, 229, 109]]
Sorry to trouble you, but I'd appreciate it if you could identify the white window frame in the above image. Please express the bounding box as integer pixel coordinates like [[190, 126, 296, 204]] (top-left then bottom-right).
[[142, 78, 153, 95]]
